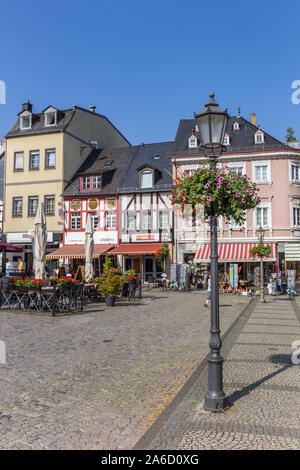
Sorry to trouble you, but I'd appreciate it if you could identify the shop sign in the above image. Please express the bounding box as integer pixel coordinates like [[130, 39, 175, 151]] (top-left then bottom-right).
[[136, 234, 155, 241]]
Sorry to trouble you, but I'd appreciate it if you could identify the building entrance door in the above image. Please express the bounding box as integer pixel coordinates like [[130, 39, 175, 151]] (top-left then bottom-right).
[[133, 258, 141, 273], [144, 256, 155, 283]]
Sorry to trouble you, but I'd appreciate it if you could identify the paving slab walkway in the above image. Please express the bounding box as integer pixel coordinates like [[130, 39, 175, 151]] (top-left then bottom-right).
[[138, 296, 300, 450]]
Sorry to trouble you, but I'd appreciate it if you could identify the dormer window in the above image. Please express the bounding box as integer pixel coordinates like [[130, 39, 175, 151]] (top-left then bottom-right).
[[20, 111, 32, 130], [140, 170, 153, 188], [233, 121, 239, 130], [188, 134, 198, 148], [255, 129, 264, 144], [223, 134, 230, 145], [44, 107, 57, 127], [81, 175, 102, 190]]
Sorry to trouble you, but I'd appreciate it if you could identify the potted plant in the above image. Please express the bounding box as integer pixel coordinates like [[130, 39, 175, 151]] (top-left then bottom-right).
[[170, 166, 261, 225], [97, 260, 121, 306]]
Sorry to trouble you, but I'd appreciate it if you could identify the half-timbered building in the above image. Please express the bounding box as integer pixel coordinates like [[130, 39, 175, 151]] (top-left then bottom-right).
[[109, 142, 174, 282]]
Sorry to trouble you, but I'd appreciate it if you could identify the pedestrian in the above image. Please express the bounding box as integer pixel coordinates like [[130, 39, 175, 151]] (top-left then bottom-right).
[[267, 278, 273, 295], [204, 273, 211, 307], [18, 258, 23, 274]]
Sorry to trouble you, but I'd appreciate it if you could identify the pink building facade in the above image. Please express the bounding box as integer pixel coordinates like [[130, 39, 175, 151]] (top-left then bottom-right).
[[171, 114, 300, 282]]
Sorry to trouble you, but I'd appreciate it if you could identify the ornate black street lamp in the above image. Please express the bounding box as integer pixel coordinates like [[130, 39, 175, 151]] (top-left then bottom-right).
[[257, 225, 266, 302], [195, 93, 229, 412]]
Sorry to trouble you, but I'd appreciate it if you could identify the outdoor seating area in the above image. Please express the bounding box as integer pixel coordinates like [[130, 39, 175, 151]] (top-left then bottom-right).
[[0, 274, 143, 316]]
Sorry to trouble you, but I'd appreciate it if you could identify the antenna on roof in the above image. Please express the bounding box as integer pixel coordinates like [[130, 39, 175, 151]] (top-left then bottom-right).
[[237, 102, 241, 118]]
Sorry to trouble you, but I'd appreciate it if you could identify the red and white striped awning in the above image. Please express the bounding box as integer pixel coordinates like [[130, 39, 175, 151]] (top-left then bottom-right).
[[194, 243, 276, 263]]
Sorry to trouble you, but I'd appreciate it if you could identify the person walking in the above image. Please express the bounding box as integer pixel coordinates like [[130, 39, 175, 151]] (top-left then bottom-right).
[[204, 273, 211, 307], [18, 258, 23, 275]]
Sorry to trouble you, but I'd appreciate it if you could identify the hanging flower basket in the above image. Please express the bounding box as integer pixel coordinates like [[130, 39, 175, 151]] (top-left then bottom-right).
[[250, 243, 272, 259], [156, 243, 169, 269], [170, 166, 261, 225]]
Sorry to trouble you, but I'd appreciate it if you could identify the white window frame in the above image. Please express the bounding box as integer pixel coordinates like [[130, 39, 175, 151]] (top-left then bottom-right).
[[227, 161, 246, 175], [29, 150, 40, 169], [289, 160, 300, 183], [188, 137, 197, 148], [106, 212, 117, 229], [44, 109, 57, 127], [142, 211, 152, 230], [20, 111, 32, 130], [223, 134, 230, 145], [13, 197, 23, 217], [140, 170, 153, 189], [91, 175, 101, 189], [292, 206, 300, 227], [45, 149, 56, 168], [89, 212, 99, 230], [126, 212, 136, 231], [254, 203, 271, 228], [44, 195, 55, 215], [252, 160, 271, 184], [233, 121, 240, 130], [230, 214, 247, 229], [28, 196, 39, 216], [14, 151, 24, 171], [255, 131, 265, 144], [159, 211, 169, 230], [70, 212, 81, 230]]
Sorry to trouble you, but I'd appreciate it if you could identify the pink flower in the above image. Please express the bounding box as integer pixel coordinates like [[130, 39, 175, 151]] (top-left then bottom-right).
[[229, 174, 234, 179], [249, 191, 253, 195], [216, 183, 221, 188], [218, 177, 224, 182], [205, 183, 210, 189], [206, 196, 212, 201], [236, 193, 241, 197], [227, 184, 232, 189], [242, 197, 246, 203]]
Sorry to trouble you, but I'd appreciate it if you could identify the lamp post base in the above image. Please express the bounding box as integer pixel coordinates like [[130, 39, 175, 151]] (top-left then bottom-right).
[[204, 392, 229, 412]]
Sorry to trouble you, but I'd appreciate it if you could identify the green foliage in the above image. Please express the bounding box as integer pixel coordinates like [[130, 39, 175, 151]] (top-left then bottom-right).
[[97, 265, 121, 297], [156, 243, 169, 269], [170, 166, 261, 225], [285, 127, 297, 143], [120, 269, 137, 284], [250, 243, 272, 259]]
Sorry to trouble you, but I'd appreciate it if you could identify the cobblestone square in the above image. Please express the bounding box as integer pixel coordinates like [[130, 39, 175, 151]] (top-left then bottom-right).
[[0, 289, 250, 449]]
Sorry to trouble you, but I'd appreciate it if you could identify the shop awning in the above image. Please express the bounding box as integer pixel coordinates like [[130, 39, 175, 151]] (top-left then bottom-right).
[[46, 244, 114, 259], [194, 242, 277, 263], [285, 243, 300, 261], [108, 244, 163, 255], [0, 241, 23, 253]]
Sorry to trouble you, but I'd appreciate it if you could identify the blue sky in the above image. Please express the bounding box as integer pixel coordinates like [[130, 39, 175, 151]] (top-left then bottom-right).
[[1, 0, 300, 145]]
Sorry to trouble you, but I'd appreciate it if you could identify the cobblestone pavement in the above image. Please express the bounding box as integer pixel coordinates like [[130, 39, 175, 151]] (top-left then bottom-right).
[[144, 295, 300, 450], [0, 289, 250, 449]]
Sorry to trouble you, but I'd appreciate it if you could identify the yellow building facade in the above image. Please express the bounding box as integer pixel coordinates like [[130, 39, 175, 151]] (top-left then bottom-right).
[[3, 102, 130, 272]]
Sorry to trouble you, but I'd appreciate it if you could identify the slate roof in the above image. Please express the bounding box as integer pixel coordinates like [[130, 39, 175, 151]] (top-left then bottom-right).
[[172, 115, 286, 155], [5, 105, 131, 145], [6, 108, 74, 137], [63, 146, 138, 196], [118, 141, 173, 192]]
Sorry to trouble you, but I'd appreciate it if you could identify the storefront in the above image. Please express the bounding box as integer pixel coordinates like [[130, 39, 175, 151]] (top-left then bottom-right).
[[46, 244, 115, 277], [108, 244, 164, 283], [194, 242, 277, 283]]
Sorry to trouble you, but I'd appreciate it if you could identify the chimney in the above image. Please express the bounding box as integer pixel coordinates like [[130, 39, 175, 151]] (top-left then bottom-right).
[[250, 113, 256, 126], [89, 105, 96, 113], [22, 101, 32, 113]]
